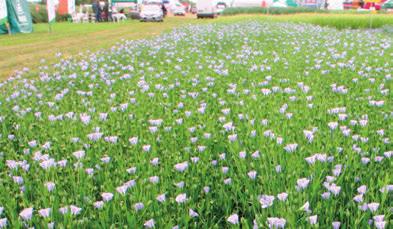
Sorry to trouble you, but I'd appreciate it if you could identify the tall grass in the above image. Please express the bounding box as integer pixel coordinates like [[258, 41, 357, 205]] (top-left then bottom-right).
[[222, 7, 391, 16], [266, 14, 393, 29], [222, 7, 325, 15], [221, 13, 393, 29]]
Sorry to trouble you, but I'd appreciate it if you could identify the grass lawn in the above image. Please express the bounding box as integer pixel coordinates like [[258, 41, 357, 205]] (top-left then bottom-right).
[[0, 17, 200, 79], [1, 14, 393, 80]]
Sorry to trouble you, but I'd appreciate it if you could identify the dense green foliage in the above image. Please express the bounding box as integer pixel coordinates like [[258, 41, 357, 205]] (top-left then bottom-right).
[[222, 7, 325, 15], [266, 14, 393, 29], [222, 7, 392, 17], [29, 4, 71, 23], [222, 12, 393, 29]]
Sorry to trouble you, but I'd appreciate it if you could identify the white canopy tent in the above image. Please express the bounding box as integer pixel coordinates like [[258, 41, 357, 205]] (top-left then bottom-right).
[[272, 0, 287, 7], [231, 0, 264, 7], [327, 0, 344, 10]]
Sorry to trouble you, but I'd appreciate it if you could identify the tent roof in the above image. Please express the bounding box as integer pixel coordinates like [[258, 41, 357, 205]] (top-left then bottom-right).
[[112, 0, 137, 2], [382, 0, 393, 8]]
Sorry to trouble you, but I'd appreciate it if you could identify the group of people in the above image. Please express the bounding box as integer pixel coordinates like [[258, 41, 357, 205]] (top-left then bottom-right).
[[92, 0, 113, 22], [91, 0, 170, 22]]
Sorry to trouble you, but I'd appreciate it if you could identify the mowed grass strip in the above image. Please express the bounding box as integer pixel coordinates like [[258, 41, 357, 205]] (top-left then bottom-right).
[[0, 17, 200, 80]]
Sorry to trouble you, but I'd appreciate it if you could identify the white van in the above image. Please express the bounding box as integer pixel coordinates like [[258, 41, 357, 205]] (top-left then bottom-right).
[[196, 0, 217, 18]]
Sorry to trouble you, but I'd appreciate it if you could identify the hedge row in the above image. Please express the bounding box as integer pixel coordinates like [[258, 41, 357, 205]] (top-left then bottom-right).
[[30, 4, 70, 23], [221, 7, 326, 15]]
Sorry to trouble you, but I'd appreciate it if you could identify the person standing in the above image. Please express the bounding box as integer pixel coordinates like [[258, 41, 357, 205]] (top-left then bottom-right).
[[92, 0, 98, 21], [161, 4, 167, 17], [107, 1, 113, 22], [93, 0, 102, 22], [104, 1, 109, 21], [98, 1, 103, 22]]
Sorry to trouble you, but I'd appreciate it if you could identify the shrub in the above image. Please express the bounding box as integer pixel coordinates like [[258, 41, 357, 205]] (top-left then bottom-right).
[[29, 3, 48, 23], [29, 3, 71, 23], [278, 14, 393, 29], [222, 6, 391, 16]]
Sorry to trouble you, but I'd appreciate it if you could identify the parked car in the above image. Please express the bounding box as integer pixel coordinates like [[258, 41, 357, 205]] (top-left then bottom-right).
[[129, 11, 140, 19], [196, 0, 217, 18], [173, 6, 186, 16], [140, 4, 163, 22], [128, 4, 140, 20], [216, 2, 227, 14]]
